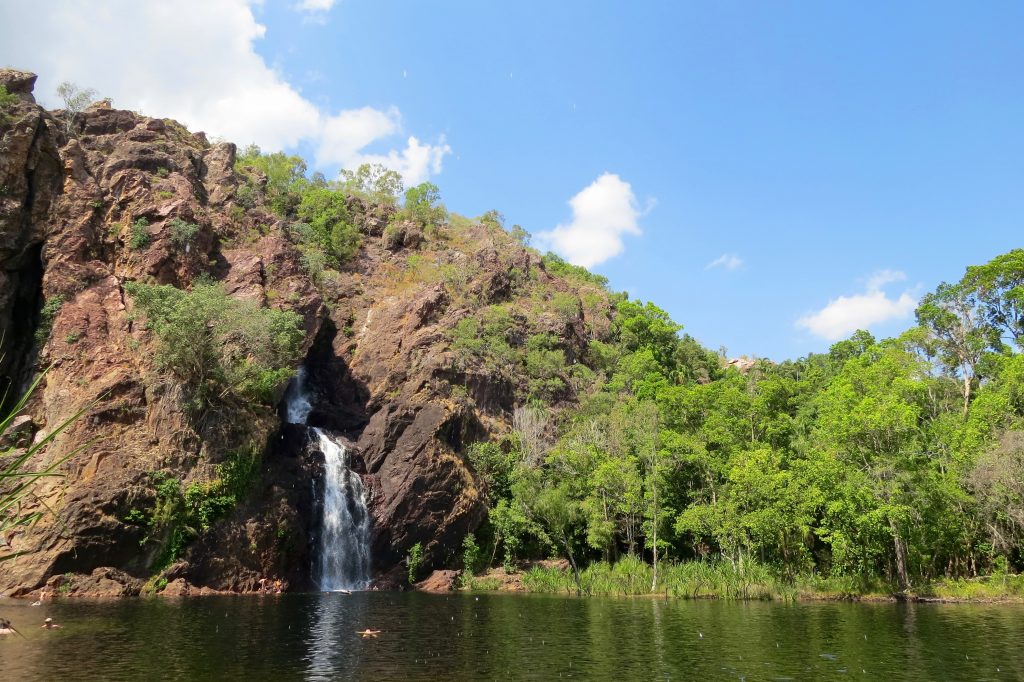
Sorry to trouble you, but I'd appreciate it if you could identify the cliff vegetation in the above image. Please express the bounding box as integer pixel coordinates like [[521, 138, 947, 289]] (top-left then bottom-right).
[[2, 69, 1024, 602]]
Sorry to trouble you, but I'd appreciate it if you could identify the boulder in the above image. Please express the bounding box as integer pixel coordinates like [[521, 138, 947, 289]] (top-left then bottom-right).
[[415, 569, 462, 593]]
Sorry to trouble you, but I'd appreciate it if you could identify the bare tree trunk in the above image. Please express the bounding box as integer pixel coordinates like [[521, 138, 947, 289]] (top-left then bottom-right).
[[890, 519, 910, 590], [488, 532, 500, 568], [561, 531, 583, 596], [650, 444, 659, 592]]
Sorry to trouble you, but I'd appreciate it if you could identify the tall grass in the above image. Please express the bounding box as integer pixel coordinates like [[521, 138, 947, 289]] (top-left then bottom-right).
[[521, 555, 792, 600], [509, 556, 1024, 602], [912, 573, 1024, 601], [1, 368, 93, 562]]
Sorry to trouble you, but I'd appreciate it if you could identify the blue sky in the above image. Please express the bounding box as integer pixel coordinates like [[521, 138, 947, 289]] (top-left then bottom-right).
[[2, 1, 1022, 359]]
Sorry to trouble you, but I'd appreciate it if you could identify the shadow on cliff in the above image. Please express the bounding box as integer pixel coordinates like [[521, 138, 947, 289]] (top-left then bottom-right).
[[176, 318, 374, 593]]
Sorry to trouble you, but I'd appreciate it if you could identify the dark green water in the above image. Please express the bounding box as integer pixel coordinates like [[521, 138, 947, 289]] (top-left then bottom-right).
[[1, 592, 1022, 680]]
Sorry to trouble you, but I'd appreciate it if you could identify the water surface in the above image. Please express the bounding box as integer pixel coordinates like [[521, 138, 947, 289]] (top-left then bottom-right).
[[1, 592, 1021, 680]]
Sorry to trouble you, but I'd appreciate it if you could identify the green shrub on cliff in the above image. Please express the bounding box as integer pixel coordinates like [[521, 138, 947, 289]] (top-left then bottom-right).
[[541, 252, 609, 289], [34, 294, 65, 346], [524, 333, 567, 399], [129, 218, 151, 249], [0, 86, 15, 125], [296, 188, 360, 263], [167, 218, 199, 248], [390, 182, 448, 236], [0, 85, 17, 108], [450, 306, 517, 370], [235, 144, 310, 216], [135, 445, 263, 571], [124, 280, 303, 407], [407, 542, 424, 584]]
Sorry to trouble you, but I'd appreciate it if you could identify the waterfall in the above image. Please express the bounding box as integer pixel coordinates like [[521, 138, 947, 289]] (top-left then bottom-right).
[[313, 428, 371, 590], [285, 367, 313, 425], [285, 368, 372, 591]]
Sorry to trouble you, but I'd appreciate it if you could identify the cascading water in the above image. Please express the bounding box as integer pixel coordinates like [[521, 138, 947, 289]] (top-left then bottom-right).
[[285, 368, 371, 591], [313, 429, 371, 590]]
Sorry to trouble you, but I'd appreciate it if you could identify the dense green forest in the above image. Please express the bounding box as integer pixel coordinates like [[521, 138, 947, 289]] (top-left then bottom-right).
[[464, 249, 1024, 596]]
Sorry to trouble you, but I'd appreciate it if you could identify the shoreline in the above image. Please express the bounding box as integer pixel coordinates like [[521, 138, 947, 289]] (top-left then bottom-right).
[[461, 584, 1024, 605], [6, 562, 1023, 605], [456, 563, 1024, 605], [4, 583, 1023, 605]]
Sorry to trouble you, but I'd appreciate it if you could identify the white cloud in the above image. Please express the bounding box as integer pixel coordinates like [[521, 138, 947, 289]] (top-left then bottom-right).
[[536, 173, 643, 268], [706, 253, 743, 271], [350, 135, 453, 186], [0, 0, 448, 185], [297, 0, 337, 11], [866, 269, 907, 291], [317, 106, 402, 165], [796, 270, 917, 341]]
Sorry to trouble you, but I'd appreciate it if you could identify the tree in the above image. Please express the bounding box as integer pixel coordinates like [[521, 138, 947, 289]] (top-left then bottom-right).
[[961, 249, 1024, 349], [461, 247, 1024, 590], [401, 182, 447, 229], [338, 163, 403, 205], [561, 411, 642, 558], [56, 81, 97, 135], [479, 210, 504, 229], [614, 300, 683, 377], [512, 404, 550, 468], [916, 282, 993, 414], [812, 339, 928, 589], [633, 401, 663, 590], [967, 431, 1024, 562], [510, 225, 531, 246], [521, 477, 585, 594]]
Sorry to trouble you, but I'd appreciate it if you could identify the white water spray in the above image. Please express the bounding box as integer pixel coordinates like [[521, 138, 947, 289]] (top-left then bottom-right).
[[285, 368, 371, 591], [313, 428, 371, 590]]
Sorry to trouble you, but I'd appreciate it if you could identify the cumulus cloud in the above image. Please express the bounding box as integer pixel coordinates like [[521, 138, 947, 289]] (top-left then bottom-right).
[[0, 0, 448, 184], [350, 135, 453, 186], [316, 106, 402, 166], [796, 270, 917, 341], [706, 253, 743, 271], [536, 173, 643, 268]]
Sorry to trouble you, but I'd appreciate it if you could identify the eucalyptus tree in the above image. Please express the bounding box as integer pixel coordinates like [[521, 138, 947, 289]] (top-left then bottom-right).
[[55, 81, 97, 135], [812, 337, 930, 588], [961, 248, 1024, 348], [915, 283, 993, 415]]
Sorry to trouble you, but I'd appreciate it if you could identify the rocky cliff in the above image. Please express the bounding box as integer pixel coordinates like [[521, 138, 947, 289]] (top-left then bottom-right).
[[0, 70, 613, 596]]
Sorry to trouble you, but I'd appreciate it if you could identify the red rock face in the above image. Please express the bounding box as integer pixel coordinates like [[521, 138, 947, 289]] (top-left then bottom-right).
[[0, 70, 613, 596]]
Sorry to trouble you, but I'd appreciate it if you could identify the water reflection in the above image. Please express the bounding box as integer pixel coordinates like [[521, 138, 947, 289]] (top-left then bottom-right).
[[305, 592, 367, 678], [1, 593, 1022, 680]]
